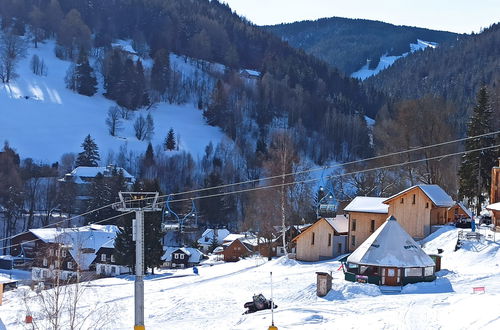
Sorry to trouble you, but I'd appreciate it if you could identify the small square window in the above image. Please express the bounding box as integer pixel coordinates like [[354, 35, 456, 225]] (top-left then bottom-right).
[[101, 254, 107, 262], [67, 262, 73, 269]]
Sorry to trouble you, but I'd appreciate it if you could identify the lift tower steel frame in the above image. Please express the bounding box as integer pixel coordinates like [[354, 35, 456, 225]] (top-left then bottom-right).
[[116, 192, 161, 330]]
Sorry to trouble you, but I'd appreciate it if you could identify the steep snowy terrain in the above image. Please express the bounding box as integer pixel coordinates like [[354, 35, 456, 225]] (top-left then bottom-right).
[[0, 40, 225, 163], [0, 226, 498, 329], [351, 39, 437, 80]]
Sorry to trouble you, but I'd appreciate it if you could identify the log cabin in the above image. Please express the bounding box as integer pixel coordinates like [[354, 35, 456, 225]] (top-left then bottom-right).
[[291, 216, 348, 262], [222, 239, 252, 262], [383, 185, 454, 240], [343, 196, 389, 252]]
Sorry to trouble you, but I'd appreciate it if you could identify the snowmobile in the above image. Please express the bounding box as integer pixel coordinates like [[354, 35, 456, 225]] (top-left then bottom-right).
[[243, 294, 277, 314]]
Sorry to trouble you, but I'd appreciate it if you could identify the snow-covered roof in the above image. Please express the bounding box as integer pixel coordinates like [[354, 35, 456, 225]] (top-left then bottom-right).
[[347, 216, 435, 268], [450, 202, 473, 218], [162, 247, 203, 263], [344, 197, 389, 214], [384, 185, 454, 207], [29, 225, 119, 270], [240, 69, 260, 77], [325, 215, 348, 234], [222, 234, 246, 242], [197, 229, 231, 245], [486, 202, 500, 211], [70, 166, 134, 179]]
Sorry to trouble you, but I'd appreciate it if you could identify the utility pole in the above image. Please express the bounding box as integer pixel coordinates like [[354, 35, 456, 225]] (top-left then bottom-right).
[[116, 192, 160, 330]]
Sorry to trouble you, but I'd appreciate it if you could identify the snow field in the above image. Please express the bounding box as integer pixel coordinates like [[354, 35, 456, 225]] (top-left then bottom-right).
[[0, 40, 224, 163], [1, 226, 499, 329]]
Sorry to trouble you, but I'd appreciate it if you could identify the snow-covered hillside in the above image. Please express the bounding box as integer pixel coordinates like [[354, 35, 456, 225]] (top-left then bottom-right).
[[0, 40, 225, 163], [352, 39, 438, 80], [1, 226, 499, 329]]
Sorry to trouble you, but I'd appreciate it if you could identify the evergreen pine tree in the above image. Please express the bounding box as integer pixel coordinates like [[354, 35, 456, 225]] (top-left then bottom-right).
[[85, 173, 109, 223], [104, 49, 123, 100], [113, 213, 135, 272], [76, 134, 100, 167], [151, 49, 170, 95], [164, 128, 176, 151], [203, 80, 227, 126], [145, 113, 154, 141], [135, 59, 150, 108], [458, 86, 497, 214], [75, 52, 97, 96]]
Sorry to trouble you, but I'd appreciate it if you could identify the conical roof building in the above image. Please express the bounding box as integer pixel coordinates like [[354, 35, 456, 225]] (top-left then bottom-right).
[[345, 216, 436, 286]]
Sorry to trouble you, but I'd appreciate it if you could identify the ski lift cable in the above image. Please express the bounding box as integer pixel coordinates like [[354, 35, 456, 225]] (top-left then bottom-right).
[[156, 143, 500, 206], [1, 132, 499, 244]]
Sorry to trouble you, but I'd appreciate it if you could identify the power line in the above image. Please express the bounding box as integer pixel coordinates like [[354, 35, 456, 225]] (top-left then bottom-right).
[[1, 131, 499, 244], [154, 129, 500, 199], [156, 143, 500, 205]]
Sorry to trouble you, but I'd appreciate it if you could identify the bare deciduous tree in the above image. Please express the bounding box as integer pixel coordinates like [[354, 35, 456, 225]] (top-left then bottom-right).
[[134, 115, 147, 140], [0, 31, 27, 83], [105, 106, 122, 136]]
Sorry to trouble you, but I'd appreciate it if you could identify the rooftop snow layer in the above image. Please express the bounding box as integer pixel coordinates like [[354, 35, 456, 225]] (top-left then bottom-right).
[[70, 166, 134, 179], [486, 202, 500, 211], [384, 185, 454, 207], [29, 225, 119, 269], [162, 247, 203, 263], [344, 196, 389, 214], [325, 215, 348, 234], [198, 229, 231, 245], [347, 216, 435, 268]]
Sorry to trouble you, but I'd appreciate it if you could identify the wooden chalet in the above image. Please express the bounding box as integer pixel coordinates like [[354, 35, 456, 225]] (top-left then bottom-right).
[[222, 239, 252, 262], [383, 185, 454, 240], [344, 216, 436, 286], [291, 216, 348, 262], [162, 247, 203, 268], [343, 196, 389, 252], [447, 202, 473, 223], [11, 225, 119, 282]]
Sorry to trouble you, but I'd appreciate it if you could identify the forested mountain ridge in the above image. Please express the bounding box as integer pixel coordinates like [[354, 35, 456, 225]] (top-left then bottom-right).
[[0, 0, 385, 161], [265, 17, 458, 75], [366, 23, 500, 125]]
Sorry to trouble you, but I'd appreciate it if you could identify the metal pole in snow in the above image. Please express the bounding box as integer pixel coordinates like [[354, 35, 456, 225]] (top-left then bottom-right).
[[270, 271, 274, 326]]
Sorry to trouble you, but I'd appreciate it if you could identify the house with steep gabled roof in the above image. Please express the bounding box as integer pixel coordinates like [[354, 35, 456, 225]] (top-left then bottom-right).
[[291, 216, 348, 261], [197, 228, 230, 253], [383, 184, 454, 240], [345, 216, 436, 286], [343, 196, 389, 252]]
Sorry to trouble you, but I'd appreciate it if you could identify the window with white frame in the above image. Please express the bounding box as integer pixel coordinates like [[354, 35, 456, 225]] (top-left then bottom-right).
[[179, 254, 185, 259], [67, 262, 73, 269], [62, 250, 67, 257], [54, 260, 60, 268], [101, 253, 106, 262], [43, 258, 48, 266], [424, 267, 434, 276], [405, 268, 422, 277], [49, 249, 53, 256], [111, 255, 115, 263]]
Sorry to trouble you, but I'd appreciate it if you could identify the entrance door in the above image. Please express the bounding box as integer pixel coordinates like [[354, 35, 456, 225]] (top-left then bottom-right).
[[382, 267, 400, 286]]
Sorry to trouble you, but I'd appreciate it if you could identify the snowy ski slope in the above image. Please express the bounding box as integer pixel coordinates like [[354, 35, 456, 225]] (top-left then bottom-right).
[[0, 40, 224, 163], [0, 226, 499, 329]]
